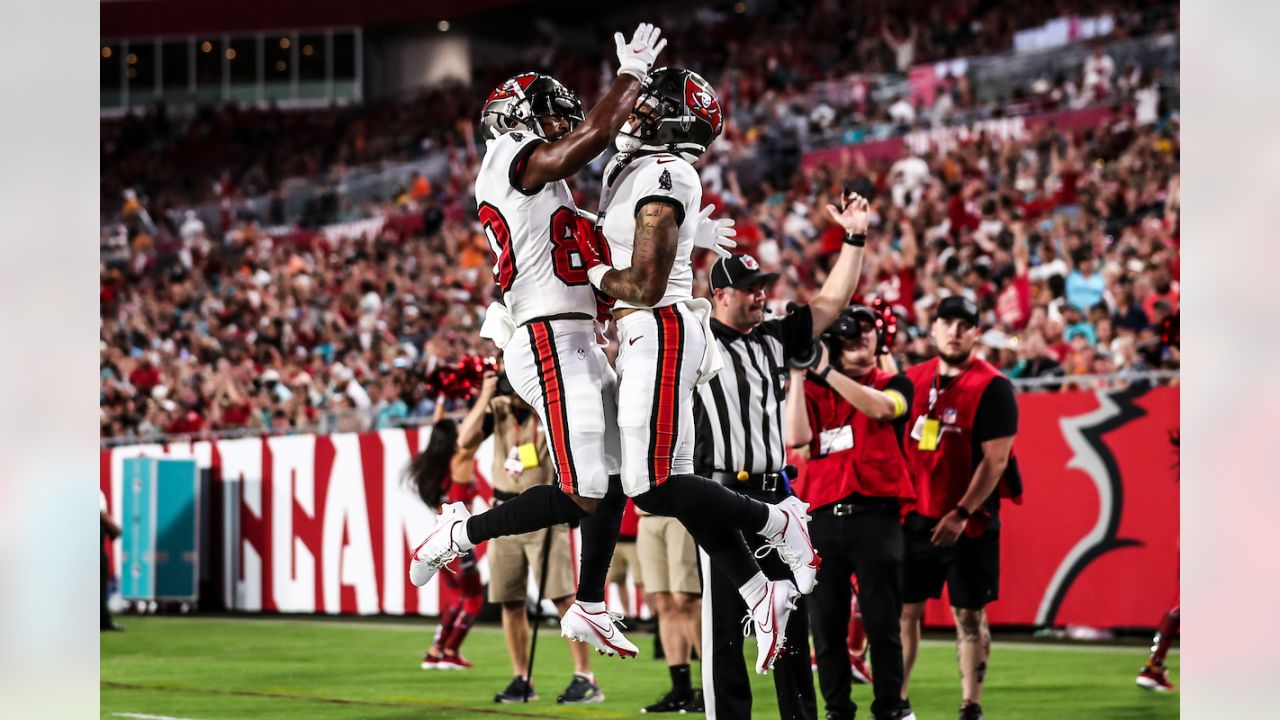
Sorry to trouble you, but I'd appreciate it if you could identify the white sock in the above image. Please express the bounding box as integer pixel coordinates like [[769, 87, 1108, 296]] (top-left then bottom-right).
[[575, 671, 595, 682], [760, 505, 786, 537], [452, 521, 475, 552], [738, 572, 768, 605], [578, 600, 607, 613]]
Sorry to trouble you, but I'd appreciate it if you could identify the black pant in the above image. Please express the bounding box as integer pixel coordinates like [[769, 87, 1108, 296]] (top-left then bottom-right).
[[701, 485, 818, 720], [101, 538, 113, 629], [808, 504, 905, 720]]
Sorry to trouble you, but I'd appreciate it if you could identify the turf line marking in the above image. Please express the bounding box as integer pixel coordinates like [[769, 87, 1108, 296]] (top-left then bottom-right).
[[102, 681, 612, 719], [113, 714, 197, 720]]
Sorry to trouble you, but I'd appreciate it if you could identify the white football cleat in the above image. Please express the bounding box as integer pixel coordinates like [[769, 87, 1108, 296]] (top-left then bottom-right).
[[743, 579, 799, 675], [409, 502, 472, 588], [560, 602, 639, 658], [756, 496, 821, 594]]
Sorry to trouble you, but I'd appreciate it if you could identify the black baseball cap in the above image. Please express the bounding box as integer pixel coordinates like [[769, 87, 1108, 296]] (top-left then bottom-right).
[[935, 295, 979, 325], [824, 305, 878, 339], [710, 254, 780, 291]]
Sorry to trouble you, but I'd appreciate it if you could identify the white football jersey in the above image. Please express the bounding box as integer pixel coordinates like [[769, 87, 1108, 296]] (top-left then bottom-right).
[[474, 131, 597, 326], [597, 153, 702, 310]]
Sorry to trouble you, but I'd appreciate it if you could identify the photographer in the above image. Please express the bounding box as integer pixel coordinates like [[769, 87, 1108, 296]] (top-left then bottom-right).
[[785, 306, 915, 720], [456, 371, 602, 705]]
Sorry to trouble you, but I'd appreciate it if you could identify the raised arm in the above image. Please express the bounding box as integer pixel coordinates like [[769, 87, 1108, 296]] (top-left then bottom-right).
[[457, 372, 499, 451], [521, 25, 665, 188], [812, 344, 904, 422], [808, 192, 873, 338]]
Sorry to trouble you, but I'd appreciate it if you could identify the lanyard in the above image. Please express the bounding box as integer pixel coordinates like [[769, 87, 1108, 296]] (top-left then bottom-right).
[[927, 361, 971, 416]]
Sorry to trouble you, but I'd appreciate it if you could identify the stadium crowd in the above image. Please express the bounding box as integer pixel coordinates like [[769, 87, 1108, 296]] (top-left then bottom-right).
[[100, 0, 1175, 218], [99, 2, 1179, 443]]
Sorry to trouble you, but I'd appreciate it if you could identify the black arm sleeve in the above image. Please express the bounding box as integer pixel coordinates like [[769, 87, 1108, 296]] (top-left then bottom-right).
[[974, 376, 1018, 442], [760, 305, 814, 361], [885, 374, 915, 448]]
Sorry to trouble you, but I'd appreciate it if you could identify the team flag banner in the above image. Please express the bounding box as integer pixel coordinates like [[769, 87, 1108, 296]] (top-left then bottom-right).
[[100, 385, 1178, 629]]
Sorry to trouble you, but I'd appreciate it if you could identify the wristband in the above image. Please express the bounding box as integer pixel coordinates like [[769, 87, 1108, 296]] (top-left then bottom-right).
[[954, 506, 971, 520], [844, 232, 866, 247], [587, 264, 611, 290], [617, 67, 646, 81], [818, 366, 833, 383]]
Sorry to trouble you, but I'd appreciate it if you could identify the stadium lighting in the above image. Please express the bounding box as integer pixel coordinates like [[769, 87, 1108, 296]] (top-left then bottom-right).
[[200, 41, 212, 53], [275, 60, 287, 72], [279, 37, 291, 49], [226, 48, 236, 60], [438, 20, 450, 32], [101, 47, 112, 58], [303, 44, 314, 56], [127, 53, 137, 65]]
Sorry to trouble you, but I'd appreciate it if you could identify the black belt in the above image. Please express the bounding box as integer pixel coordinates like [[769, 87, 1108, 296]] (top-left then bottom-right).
[[709, 467, 795, 494], [814, 494, 901, 517]]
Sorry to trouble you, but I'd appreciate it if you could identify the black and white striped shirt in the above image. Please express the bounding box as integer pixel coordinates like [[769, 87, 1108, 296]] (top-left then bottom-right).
[[693, 307, 814, 475]]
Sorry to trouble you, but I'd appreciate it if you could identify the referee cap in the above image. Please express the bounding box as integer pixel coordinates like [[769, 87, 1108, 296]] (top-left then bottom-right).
[[710, 253, 780, 291]]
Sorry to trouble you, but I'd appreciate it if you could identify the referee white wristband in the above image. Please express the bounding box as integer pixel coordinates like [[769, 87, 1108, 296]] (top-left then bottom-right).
[[587, 264, 611, 290]]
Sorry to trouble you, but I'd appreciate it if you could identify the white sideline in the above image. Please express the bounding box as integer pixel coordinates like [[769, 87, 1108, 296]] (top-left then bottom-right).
[[113, 713, 198, 720]]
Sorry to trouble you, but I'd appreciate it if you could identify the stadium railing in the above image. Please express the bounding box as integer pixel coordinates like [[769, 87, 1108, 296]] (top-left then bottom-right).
[[101, 370, 1179, 448]]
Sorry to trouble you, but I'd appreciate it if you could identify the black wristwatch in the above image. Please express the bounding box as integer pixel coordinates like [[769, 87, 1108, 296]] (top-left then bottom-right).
[[844, 231, 866, 247], [954, 506, 972, 520]]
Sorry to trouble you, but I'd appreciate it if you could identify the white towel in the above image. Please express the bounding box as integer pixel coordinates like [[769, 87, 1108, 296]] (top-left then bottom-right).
[[682, 297, 724, 385], [479, 301, 516, 350]]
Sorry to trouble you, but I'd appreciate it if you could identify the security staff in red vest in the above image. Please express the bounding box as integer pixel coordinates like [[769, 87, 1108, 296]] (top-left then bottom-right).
[[786, 305, 916, 720], [900, 296, 1018, 720]]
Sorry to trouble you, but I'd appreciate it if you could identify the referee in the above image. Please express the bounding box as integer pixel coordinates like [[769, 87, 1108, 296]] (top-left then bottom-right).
[[692, 192, 870, 720]]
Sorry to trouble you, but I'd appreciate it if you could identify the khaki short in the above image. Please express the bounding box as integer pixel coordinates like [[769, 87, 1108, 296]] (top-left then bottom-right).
[[608, 540, 640, 585], [637, 516, 701, 595], [486, 524, 576, 605]]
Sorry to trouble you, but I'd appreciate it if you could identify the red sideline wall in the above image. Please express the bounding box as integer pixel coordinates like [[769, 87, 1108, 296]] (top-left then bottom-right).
[[100, 385, 1178, 628]]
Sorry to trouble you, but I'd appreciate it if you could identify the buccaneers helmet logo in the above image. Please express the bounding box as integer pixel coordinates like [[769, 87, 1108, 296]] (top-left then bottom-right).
[[684, 77, 723, 134], [486, 72, 538, 105]]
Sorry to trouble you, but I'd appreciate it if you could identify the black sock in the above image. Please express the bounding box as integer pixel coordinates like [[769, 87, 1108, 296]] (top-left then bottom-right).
[[631, 474, 771, 534], [574, 474, 625, 604], [669, 663, 692, 696], [464, 485, 588, 545]]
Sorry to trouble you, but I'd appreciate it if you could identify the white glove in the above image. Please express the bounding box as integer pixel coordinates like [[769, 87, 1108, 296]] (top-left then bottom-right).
[[615, 23, 667, 80], [692, 204, 737, 259]]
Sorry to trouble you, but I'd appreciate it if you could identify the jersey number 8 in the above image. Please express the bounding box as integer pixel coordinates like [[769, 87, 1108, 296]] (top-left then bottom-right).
[[479, 203, 605, 293]]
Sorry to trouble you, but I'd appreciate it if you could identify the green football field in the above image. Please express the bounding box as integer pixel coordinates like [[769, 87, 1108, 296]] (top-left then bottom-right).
[[101, 616, 1178, 719]]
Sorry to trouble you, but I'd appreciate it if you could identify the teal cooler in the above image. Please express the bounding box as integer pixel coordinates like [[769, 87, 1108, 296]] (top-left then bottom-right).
[[121, 457, 199, 602]]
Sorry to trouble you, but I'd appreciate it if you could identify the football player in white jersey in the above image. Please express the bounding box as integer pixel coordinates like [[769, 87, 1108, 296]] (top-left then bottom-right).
[[574, 67, 824, 674], [408, 24, 670, 660]]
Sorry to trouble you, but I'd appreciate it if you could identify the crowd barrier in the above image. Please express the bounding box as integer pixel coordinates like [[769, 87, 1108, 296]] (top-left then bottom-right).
[[100, 384, 1178, 629]]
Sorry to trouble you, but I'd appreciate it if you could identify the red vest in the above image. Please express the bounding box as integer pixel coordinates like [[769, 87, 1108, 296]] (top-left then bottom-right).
[[791, 367, 914, 511], [903, 357, 1012, 519]]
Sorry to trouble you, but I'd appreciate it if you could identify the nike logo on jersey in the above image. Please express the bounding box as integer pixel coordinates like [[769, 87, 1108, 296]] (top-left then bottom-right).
[[629, 336, 643, 346], [656, 158, 678, 164]]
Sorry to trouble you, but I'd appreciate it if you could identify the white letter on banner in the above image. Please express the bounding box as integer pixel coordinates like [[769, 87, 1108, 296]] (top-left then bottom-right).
[[218, 438, 263, 611], [323, 434, 379, 614], [268, 435, 316, 613], [381, 428, 440, 616]]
